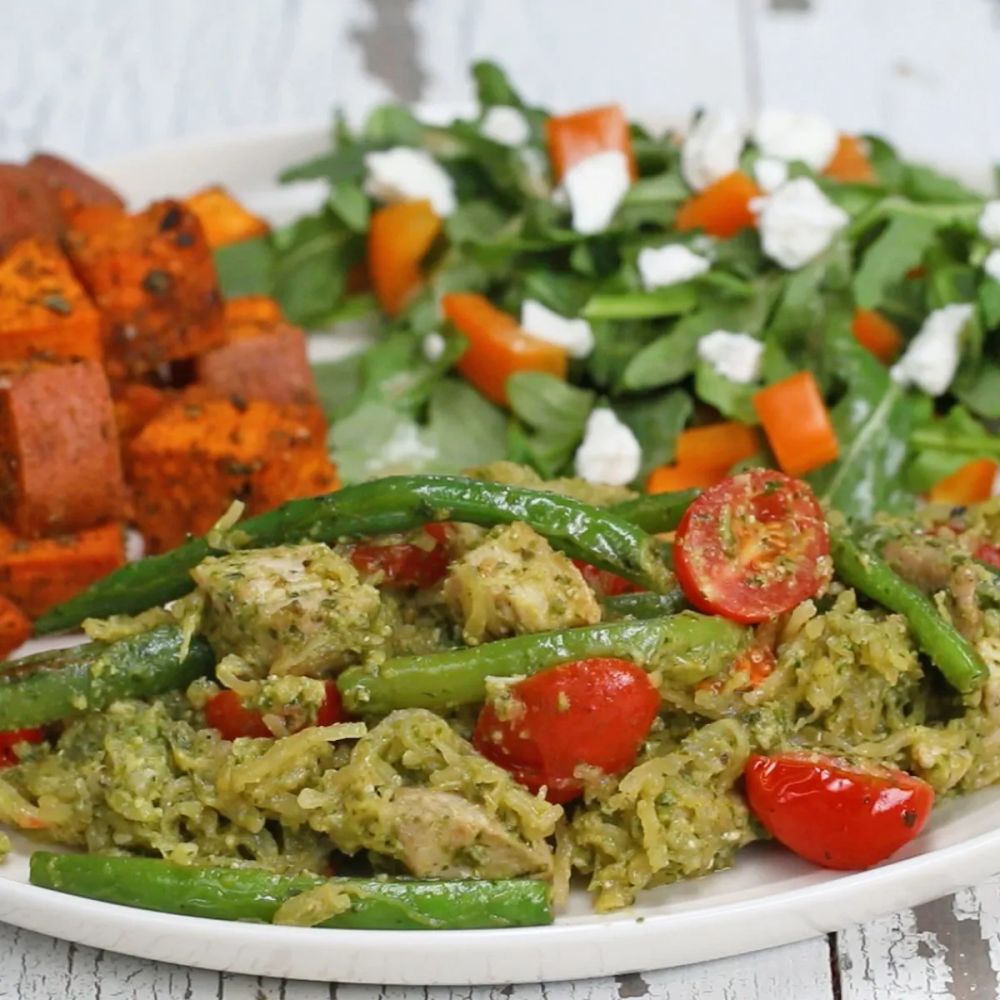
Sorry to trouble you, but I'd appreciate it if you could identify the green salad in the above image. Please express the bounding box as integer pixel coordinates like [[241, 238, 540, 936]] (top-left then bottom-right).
[[215, 61, 999, 519]]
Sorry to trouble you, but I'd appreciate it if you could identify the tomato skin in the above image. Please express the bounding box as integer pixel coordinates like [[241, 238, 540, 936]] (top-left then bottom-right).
[[0, 727, 44, 768], [673, 469, 830, 624], [975, 542, 1000, 570], [473, 658, 659, 803], [744, 753, 934, 870], [350, 527, 450, 589], [206, 681, 345, 741], [572, 559, 644, 597]]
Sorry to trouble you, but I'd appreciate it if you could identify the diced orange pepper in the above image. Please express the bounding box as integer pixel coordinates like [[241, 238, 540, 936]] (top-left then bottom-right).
[[647, 463, 731, 494], [368, 200, 441, 316], [442, 293, 568, 407], [928, 459, 998, 505], [675, 171, 761, 239], [753, 372, 840, 477], [851, 308, 903, 364], [184, 185, 269, 249], [675, 422, 761, 473], [546, 104, 637, 182], [823, 135, 876, 184]]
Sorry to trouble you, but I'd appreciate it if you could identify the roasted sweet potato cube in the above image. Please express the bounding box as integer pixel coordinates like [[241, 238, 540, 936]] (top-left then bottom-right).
[[0, 238, 103, 365], [112, 381, 172, 447], [128, 397, 339, 553], [0, 165, 61, 253], [223, 295, 284, 327], [64, 199, 224, 378], [0, 359, 126, 536], [0, 521, 125, 617], [195, 321, 318, 408], [0, 593, 31, 657], [27, 152, 124, 219], [185, 186, 269, 249]]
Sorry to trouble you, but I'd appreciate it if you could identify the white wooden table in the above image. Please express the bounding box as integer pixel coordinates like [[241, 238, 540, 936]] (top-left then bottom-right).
[[4, 1, 1000, 995]]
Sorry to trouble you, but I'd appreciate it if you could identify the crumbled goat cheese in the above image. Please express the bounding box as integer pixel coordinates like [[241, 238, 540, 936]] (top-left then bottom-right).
[[638, 244, 711, 289], [979, 201, 1000, 243], [422, 332, 446, 362], [681, 111, 743, 191], [755, 177, 848, 269], [753, 156, 789, 193], [697, 330, 764, 384], [574, 408, 641, 486], [984, 248, 1000, 283], [364, 147, 456, 216], [753, 109, 839, 172], [481, 106, 531, 146], [562, 150, 631, 234], [364, 423, 438, 476], [890, 303, 974, 397], [520, 300, 594, 359]]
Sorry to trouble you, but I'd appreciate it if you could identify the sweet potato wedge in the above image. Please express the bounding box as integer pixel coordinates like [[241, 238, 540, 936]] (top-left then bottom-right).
[[0, 593, 31, 658], [223, 294, 284, 327], [0, 238, 103, 365], [184, 186, 269, 248], [0, 165, 61, 253], [28, 152, 124, 216], [128, 396, 338, 552], [111, 381, 172, 447], [0, 359, 127, 537], [64, 199, 224, 378], [0, 521, 125, 617]]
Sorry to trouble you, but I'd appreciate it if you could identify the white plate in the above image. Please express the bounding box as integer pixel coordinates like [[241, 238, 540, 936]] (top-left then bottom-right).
[[2, 127, 999, 986]]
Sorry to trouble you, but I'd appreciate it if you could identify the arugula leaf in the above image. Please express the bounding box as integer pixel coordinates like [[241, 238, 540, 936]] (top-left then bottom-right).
[[423, 379, 508, 471], [978, 280, 1000, 331], [312, 353, 364, 421], [506, 373, 594, 476], [853, 214, 939, 309], [472, 61, 525, 108], [583, 285, 698, 321], [902, 164, 983, 205], [615, 390, 692, 478], [808, 337, 919, 518], [621, 323, 701, 391], [694, 362, 758, 424], [329, 402, 431, 481], [905, 405, 998, 493], [362, 105, 425, 146], [954, 360, 1000, 419], [214, 237, 273, 299], [328, 182, 370, 233]]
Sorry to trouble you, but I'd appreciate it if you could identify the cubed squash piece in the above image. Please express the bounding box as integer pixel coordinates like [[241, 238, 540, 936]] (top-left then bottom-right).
[[128, 397, 339, 553], [0, 238, 103, 365], [27, 152, 124, 220], [0, 521, 125, 617], [64, 199, 224, 378], [195, 317, 318, 407], [0, 360, 126, 537], [185, 186, 269, 248], [0, 165, 61, 253]]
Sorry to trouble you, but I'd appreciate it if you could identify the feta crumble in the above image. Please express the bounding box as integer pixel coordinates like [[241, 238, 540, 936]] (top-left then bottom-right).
[[755, 177, 848, 269], [753, 109, 839, 172], [638, 244, 711, 289], [422, 332, 446, 362], [562, 150, 631, 234], [890, 303, 974, 397], [696, 330, 764, 384], [979, 201, 1000, 244], [520, 299, 594, 359], [574, 408, 641, 486], [481, 106, 531, 146], [753, 156, 789, 194], [984, 248, 1000, 283], [363, 147, 456, 217], [681, 111, 743, 191]]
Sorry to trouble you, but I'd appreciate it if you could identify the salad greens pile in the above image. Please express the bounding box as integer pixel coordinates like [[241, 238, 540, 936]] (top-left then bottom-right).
[[215, 62, 1000, 519]]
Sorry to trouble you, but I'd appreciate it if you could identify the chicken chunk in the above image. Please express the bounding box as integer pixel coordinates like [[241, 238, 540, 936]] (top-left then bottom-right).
[[443, 521, 601, 644], [191, 543, 382, 676]]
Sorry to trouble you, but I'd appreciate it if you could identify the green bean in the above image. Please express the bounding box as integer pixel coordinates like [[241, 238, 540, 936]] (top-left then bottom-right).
[[338, 612, 746, 714], [610, 489, 698, 533], [600, 590, 687, 620], [0, 626, 214, 729], [37, 476, 675, 634], [29, 853, 552, 931], [830, 528, 988, 693]]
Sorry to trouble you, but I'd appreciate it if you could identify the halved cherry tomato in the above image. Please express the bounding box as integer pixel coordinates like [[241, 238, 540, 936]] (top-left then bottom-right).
[[0, 727, 45, 768], [572, 559, 644, 597], [350, 526, 451, 589], [975, 542, 1000, 570], [473, 658, 659, 803], [546, 104, 637, 182], [744, 753, 934, 870], [205, 680, 345, 741], [674, 469, 830, 623]]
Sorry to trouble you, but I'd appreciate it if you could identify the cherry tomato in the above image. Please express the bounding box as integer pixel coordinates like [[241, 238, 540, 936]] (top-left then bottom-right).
[[673, 470, 830, 623], [350, 524, 451, 589], [572, 559, 645, 598], [975, 542, 1000, 571], [473, 658, 659, 803], [744, 753, 934, 870], [0, 727, 45, 768], [206, 681, 345, 741]]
